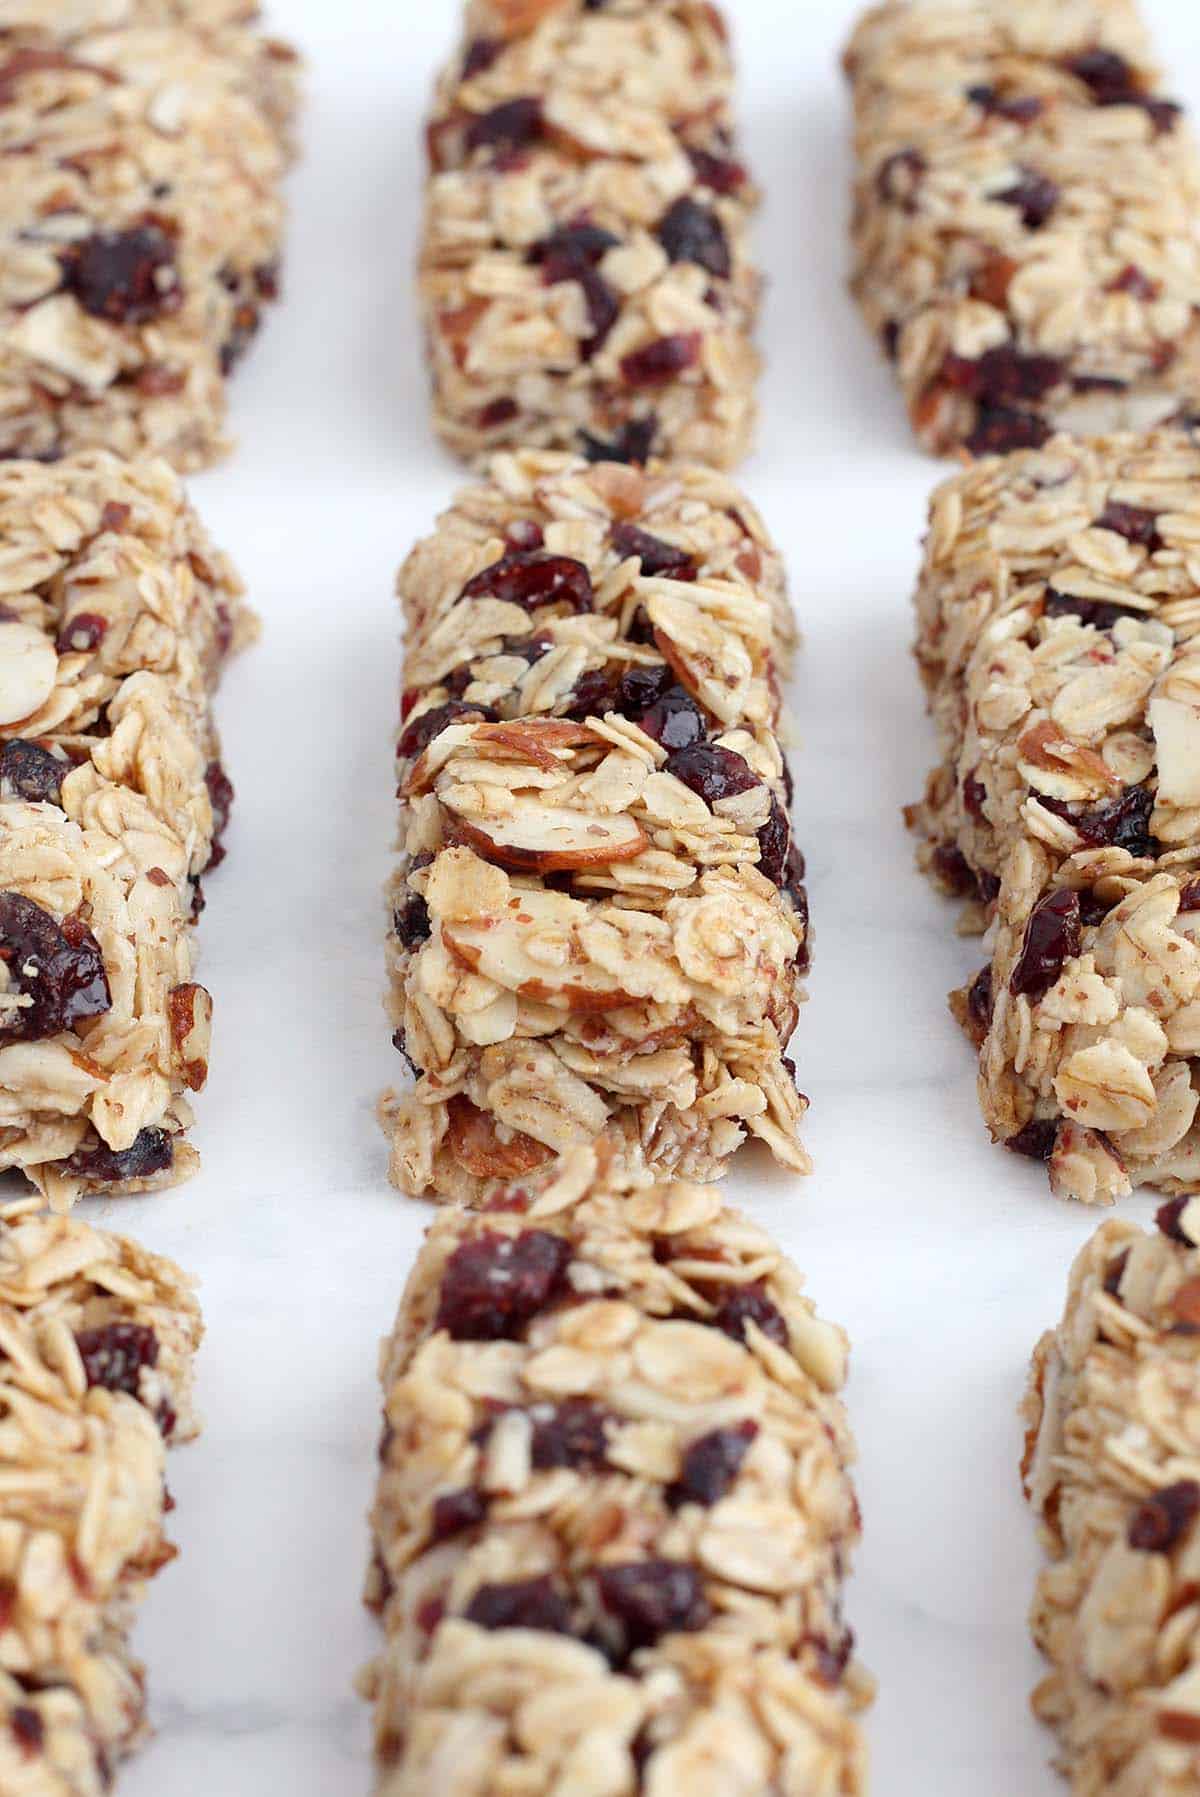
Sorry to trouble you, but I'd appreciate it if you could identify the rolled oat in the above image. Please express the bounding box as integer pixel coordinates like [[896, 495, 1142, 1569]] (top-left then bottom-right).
[[845, 0, 1200, 455], [383, 449, 810, 1204], [362, 1144, 871, 1797], [420, 0, 759, 468], [1024, 1202, 1200, 1792]]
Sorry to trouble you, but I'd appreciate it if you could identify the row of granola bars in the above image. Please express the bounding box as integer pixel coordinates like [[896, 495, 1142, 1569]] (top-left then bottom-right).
[[0, 0, 301, 1788]]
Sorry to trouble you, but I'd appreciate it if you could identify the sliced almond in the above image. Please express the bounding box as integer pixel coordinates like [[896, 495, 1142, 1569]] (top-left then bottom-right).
[[447, 800, 647, 872], [1151, 696, 1200, 807], [0, 621, 57, 727]]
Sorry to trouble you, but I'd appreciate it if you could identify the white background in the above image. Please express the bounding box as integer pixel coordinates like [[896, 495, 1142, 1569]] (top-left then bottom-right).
[[91, 2, 1200, 1791]]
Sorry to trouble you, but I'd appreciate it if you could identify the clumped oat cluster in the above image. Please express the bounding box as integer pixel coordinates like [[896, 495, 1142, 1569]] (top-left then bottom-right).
[[382, 449, 811, 1205], [420, 0, 761, 468], [0, 0, 300, 470], [1024, 1201, 1200, 1793], [361, 1145, 871, 1797], [0, 1198, 201, 1794], [0, 451, 254, 1208], [845, 0, 1200, 455]]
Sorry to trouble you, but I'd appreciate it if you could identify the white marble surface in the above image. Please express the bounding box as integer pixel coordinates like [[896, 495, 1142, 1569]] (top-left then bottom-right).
[[79, 1, 1200, 1791]]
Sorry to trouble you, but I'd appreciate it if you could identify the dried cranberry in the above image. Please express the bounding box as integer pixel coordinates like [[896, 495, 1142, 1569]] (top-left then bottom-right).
[[203, 761, 233, 870], [1041, 787, 1156, 857], [465, 1575, 571, 1635], [1005, 1119, 1058, 1161], [434, 1230, 572, 1340], [615, 662, 673, 715], [461, 36, 500, 78], [75, 1321, 159, 1399], [529, 1399, 612, 1470], [619, 333, 701, 388], [534, 225, 621, 358], [997, 167, 1060, 229], [465, 97, 545, 157], [1094, 501, 1162, 552], [398, 699, 496, 759], [596, 1561, 710, 1651], [1044, 585, 1137, 631], [665, 742, 759, 808], [967, 84, 1044, 123], [55, 612, 107, 654], [708, 1280, 788, 1348], [0, 740, 63, 806], [460, 551, 594, 614], [968, 964, 994, 1035], [531, 222, 620, 267], [579, 416, 657, 464], [963, 770, 987, 819], [635, 684, 706, 751], [966, 405, 1052, 456], [1079, 889, 1114, 927], [656, 197, 731, 278], [809, 1630, 855, 1686], [65, 1126, 174, 1185], [60, 225, 181, 324], [1181, 880, 1200, 913], [1157, 1195, 1198, 1245], [756, 795, 791, 887], [0, 893, 110, 1042], [9, 1707, 43, 1756], [561, 668, 617, 721], [1064, 49, 1138, 102], [1108, 265, 1159, 301], [686, 146, 748, 193], [875, 147, 925, 209], [668, 1421, 757, 1508], [1010, 888, 1081, 1001], [392, 886, 431, 951], [932, 844, 979, 897], [610, 522, 698, 580], [944, 346, 1065, 404], [1128, 1480, 1200, 1553], [431, 1487, 488, 1541], [477, 397, 518, 429]]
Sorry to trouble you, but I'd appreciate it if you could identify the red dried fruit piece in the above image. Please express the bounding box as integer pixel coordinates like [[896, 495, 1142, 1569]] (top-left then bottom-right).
[[756, 795, 791, 887], [610, 522, 698, 581], [203, 761, 234, 870], [1010, 888, 1081, 1001], [60, 224, 181, 325], [465, 1575, 572, 1635], [656, 197, 731, 279], [431, 1487, 489, 1541], [10, 1707, 43, 1757], [875, 147, 925, 209], [665, 742, 759, 808], [0, 740, 64, 806], [561, 667, 617, 721], [55, 612, 107, 654], [966, 84, 1043, 123], [533, 225, 621, 358], [706, 1279, 788, 1348], [943, 346, 1065, 403], [1005, 1119, 1058, 1162], [1042, 787, 1156, 858], [996, 167, 1060, 229], [1128, 1480, 1200, 1552], [932, 844, 980, 897], [75, 1321, 159, 1402], [64, 1126, 174, 1186], [632, 683, 706, 750], [392, 885, 431, 952], [619, 333, 701, 388], [686, 145, 748, 193], [460, 550, 594, 614], [1094, 500, 1163, 552], [967, 965, 994, 1040], [465, 96, 545, 157], [1064, 48, 1139, 101], [461, 35, 500, 78], [963, 770, 987, 819], [967, 405, 1052, 456], [595, 1560, 711, 1652], [580, 416, 657, 464], [1108, 265, 1160, 301], [434, 1229, 572, 1340], [1157, 1195, 1199, 1245], [529, 1398, 612, 1470], [399, 699, 497, 760], [668, 1421, 757, 1508], [0, 893, 110, 1042], [1044, 585, 1136, 631]]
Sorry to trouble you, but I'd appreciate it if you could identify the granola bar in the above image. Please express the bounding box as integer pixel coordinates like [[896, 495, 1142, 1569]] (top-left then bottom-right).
[[383, 449, 810, 1204], [844, 0, 1200, 456], [1023, 1201, 1200, 1791], [908, 429, 1200, 1203], [0, 452, 254, 1208], [361, 1145, 871, 1797], [0, 1198, 201, 1791], [420, 0, 760, 469], [0, 7, 299, 470]]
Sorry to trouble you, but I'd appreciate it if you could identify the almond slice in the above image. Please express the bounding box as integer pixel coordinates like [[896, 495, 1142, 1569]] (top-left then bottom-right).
[[447, 799, 647, 872]]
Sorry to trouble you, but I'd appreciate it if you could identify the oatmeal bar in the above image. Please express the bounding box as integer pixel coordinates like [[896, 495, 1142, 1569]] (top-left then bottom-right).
[[908, 430, 1200, 1203], [0, 1199, 201, 1790], [844, 0, 1200, 456], [0, 8, 299, 470], [383, 450, 809, 1204], [362, 1145, 872, 1796], [0, 453, 254, 1207], [1023, 1202, 1200, 1792], [421, 0, 759, 468]]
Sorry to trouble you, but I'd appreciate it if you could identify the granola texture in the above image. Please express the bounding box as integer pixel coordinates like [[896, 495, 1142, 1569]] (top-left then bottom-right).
[[844, 0, 1200, 456], [383, 450, 810, 1204], [0, 1196, 201, 1793], [0, 451, 254, 1208], [421, 0, 760, 469], [909, 430, 1200, 1204], [1023, 1202, 1200, 1793], [361, 1145, 871, 1797], [0, 4, 300, 471]]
